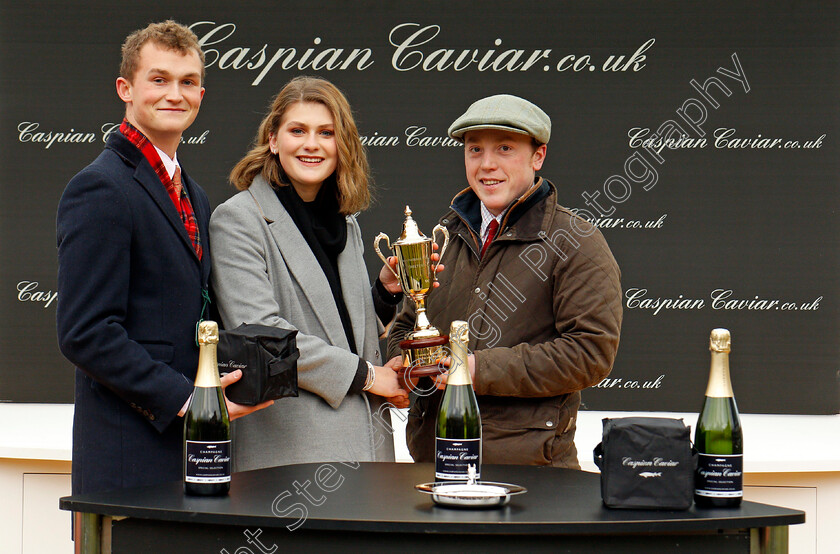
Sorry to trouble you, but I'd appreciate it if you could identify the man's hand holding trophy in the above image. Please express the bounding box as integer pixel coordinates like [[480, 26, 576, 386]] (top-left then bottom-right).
[[375, 206, 449, 380]]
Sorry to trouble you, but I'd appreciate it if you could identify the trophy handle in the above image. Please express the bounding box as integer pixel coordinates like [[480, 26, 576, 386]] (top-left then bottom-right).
[[431, 224, 449, 279], [373, 232, 400, 281]]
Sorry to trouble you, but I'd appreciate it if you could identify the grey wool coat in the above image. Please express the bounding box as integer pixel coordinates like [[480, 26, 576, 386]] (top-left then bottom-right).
[[209, 175, 395, 471]]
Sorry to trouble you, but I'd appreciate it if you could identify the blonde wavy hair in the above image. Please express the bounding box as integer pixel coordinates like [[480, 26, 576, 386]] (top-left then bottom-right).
[[229, 76, 371, 214]]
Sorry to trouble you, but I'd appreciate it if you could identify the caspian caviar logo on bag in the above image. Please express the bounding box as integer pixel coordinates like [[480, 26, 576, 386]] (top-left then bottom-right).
[[621, 457, 681, 469]]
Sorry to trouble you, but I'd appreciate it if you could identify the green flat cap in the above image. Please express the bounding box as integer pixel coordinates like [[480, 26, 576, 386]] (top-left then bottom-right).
[[448, 94, 551, 144]]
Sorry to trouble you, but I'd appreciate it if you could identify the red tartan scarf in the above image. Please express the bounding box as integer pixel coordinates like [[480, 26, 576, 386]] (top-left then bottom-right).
[[119, 120, 203, 260]]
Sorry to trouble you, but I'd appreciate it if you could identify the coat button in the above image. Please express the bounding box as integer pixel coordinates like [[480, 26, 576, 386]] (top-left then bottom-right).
[[474, 287, 481, 294], [442, 218, 449, 224], [546, 421, 554, 427], [506, 231, 513, 236]]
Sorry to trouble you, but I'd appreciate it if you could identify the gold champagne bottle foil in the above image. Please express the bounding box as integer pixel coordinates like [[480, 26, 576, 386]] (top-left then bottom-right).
[[195, 320, 221, 388], [447, 320, 472, 386], [705, 328, 734, 398], [198, 320, 219, 345], [709, 328, 731, 353]]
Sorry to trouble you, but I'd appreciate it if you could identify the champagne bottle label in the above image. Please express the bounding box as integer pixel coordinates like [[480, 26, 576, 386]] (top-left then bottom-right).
[[435, 437, 481, 480], [185, 440, 232, 484], [694, 453, 743, 498]]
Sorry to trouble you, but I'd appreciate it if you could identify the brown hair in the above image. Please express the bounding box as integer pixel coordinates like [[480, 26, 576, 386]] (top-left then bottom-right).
[[120, 20, 206, 84], [229, 76, 371, 214]]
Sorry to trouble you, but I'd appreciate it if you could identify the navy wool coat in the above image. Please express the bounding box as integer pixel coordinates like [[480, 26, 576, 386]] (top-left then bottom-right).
[[56, 131, 211, 495]]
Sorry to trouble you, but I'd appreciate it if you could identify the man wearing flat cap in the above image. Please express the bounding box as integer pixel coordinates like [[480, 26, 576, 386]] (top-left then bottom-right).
[[388, 94, 622, 468]]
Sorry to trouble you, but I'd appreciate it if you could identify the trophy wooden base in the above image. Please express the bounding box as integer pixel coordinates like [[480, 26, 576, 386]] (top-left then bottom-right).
[[399, 335, 449, 377]]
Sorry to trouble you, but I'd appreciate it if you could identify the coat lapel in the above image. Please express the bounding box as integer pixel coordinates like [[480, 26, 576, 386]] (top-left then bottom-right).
[[248, 177, 350, 349], [338, 218, 368, 355], [108, 133, 202, 267], [134, 163, 201, 262]]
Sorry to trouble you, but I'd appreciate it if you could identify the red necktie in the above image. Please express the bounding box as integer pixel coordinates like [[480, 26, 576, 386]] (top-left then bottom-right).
[[481, 219, 499, 258], [171, 166, 183, 196], [172, 167, 203, 260]]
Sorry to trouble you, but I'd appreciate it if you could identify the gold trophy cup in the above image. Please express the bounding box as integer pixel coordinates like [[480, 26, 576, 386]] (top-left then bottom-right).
[[375, 206, 449, 376]]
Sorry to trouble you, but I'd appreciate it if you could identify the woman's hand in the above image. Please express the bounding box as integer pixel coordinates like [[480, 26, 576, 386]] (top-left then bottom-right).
[[220, 369, 275, 421], [369, 356, 409, 408]]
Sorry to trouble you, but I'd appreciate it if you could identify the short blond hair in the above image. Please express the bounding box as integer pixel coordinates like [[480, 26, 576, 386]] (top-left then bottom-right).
[[120, 20, 205, 84], [229, 76, 371, 215]]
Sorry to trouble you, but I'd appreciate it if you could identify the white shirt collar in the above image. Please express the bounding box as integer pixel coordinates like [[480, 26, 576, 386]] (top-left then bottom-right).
[[479, 202, 503, 242], [154, 145, 180, 179]]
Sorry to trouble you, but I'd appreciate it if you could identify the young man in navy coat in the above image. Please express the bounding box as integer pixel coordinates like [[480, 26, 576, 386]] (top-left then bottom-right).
[[57, 21, 268, 497]]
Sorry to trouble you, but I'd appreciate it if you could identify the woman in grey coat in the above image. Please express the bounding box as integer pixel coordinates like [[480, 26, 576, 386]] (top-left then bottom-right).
[[210, 77, 410, 470]]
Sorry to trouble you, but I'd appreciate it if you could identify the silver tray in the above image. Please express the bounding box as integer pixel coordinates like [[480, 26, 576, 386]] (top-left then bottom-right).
[[415, 481, 527, 508]]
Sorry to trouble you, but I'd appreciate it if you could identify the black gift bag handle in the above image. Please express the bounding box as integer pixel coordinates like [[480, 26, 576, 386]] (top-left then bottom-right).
[[268, 350, 300, 376]]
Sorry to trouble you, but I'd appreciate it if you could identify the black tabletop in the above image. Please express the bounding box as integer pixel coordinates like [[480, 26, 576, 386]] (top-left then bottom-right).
[[60, 463, 804, 535]]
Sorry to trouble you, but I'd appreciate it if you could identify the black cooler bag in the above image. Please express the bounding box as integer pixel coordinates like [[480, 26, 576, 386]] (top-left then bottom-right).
[[593, 417, 696, 510], [218, 323, 299, 406]]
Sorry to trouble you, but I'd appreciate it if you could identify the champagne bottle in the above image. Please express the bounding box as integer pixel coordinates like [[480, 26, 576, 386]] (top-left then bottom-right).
[[184, 320, 231, 496], [694, 328, 743, 507], [435, 320, 481, 481]]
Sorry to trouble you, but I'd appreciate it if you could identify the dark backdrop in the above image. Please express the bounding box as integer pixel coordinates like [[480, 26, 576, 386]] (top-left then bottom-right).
[[2, 1, 837, 414]]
